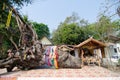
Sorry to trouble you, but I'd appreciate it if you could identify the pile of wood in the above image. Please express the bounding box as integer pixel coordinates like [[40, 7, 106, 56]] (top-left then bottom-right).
[[83, 56, 101, 66]]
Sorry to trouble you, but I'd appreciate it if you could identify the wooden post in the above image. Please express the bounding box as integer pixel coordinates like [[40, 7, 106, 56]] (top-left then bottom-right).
[[81, 49, 84, 67]]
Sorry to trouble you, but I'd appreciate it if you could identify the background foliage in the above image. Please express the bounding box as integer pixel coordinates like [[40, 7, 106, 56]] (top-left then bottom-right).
[[52, 13, 120, 45]]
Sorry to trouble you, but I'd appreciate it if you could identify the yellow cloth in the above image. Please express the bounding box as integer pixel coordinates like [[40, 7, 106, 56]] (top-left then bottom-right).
[[53, 46, 58, 69], [6, 9, 12, 28], [54, 58, 58, 69], [23, 54, 27, 60]]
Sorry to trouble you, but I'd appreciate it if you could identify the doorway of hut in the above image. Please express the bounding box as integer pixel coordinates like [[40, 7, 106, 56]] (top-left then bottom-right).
[[82, 48, 93, 58]]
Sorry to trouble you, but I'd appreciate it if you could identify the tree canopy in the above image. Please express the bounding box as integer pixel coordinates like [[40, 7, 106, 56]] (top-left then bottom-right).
[[32, 22, 50, 39], [0, 0, 32, 8], [52, 13, 120, 45], [52, 13, 89, 45]]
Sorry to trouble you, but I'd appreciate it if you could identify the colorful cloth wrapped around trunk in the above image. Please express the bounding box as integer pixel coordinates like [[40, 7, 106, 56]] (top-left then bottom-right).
[[44, 47, 51, 66], [44, 46, 58, 69]]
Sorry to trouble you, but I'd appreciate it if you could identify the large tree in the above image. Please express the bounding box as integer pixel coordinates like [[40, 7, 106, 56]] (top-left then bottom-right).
[[52, 23, 85, 45], [83, 15, 120, 42], [52, 13, 89, 45], [32, 22, 50, 39]]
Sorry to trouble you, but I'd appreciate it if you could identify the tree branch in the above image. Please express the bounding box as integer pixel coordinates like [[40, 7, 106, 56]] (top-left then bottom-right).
[[9, 36, 18, 51]]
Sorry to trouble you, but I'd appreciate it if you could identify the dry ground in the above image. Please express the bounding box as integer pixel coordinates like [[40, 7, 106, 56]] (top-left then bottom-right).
[[0, 65, 120, 77]]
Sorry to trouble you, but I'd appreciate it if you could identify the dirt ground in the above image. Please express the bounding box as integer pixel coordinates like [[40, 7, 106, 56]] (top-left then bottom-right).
[[0, 65, 120, 77]]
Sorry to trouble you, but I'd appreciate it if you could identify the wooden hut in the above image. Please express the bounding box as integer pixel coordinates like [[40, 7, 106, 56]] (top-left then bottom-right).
[[74, 37, 106, 66]]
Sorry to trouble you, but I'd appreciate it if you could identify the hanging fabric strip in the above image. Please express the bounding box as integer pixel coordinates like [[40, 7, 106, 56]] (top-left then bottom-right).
[[6, 9, 13, 29], [53, 46, 58, 69]]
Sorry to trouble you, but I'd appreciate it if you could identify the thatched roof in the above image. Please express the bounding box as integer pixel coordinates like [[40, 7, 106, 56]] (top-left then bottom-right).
[[75, 37, 106, 49]]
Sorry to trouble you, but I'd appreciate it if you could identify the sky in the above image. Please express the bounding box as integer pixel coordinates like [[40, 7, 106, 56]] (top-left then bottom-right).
[[20, 0, 118, 33]]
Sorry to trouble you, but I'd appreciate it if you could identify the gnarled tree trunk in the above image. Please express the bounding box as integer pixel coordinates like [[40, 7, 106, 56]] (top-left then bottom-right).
[[0, 6, 44, 71], [58, 49, 81, 68]]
